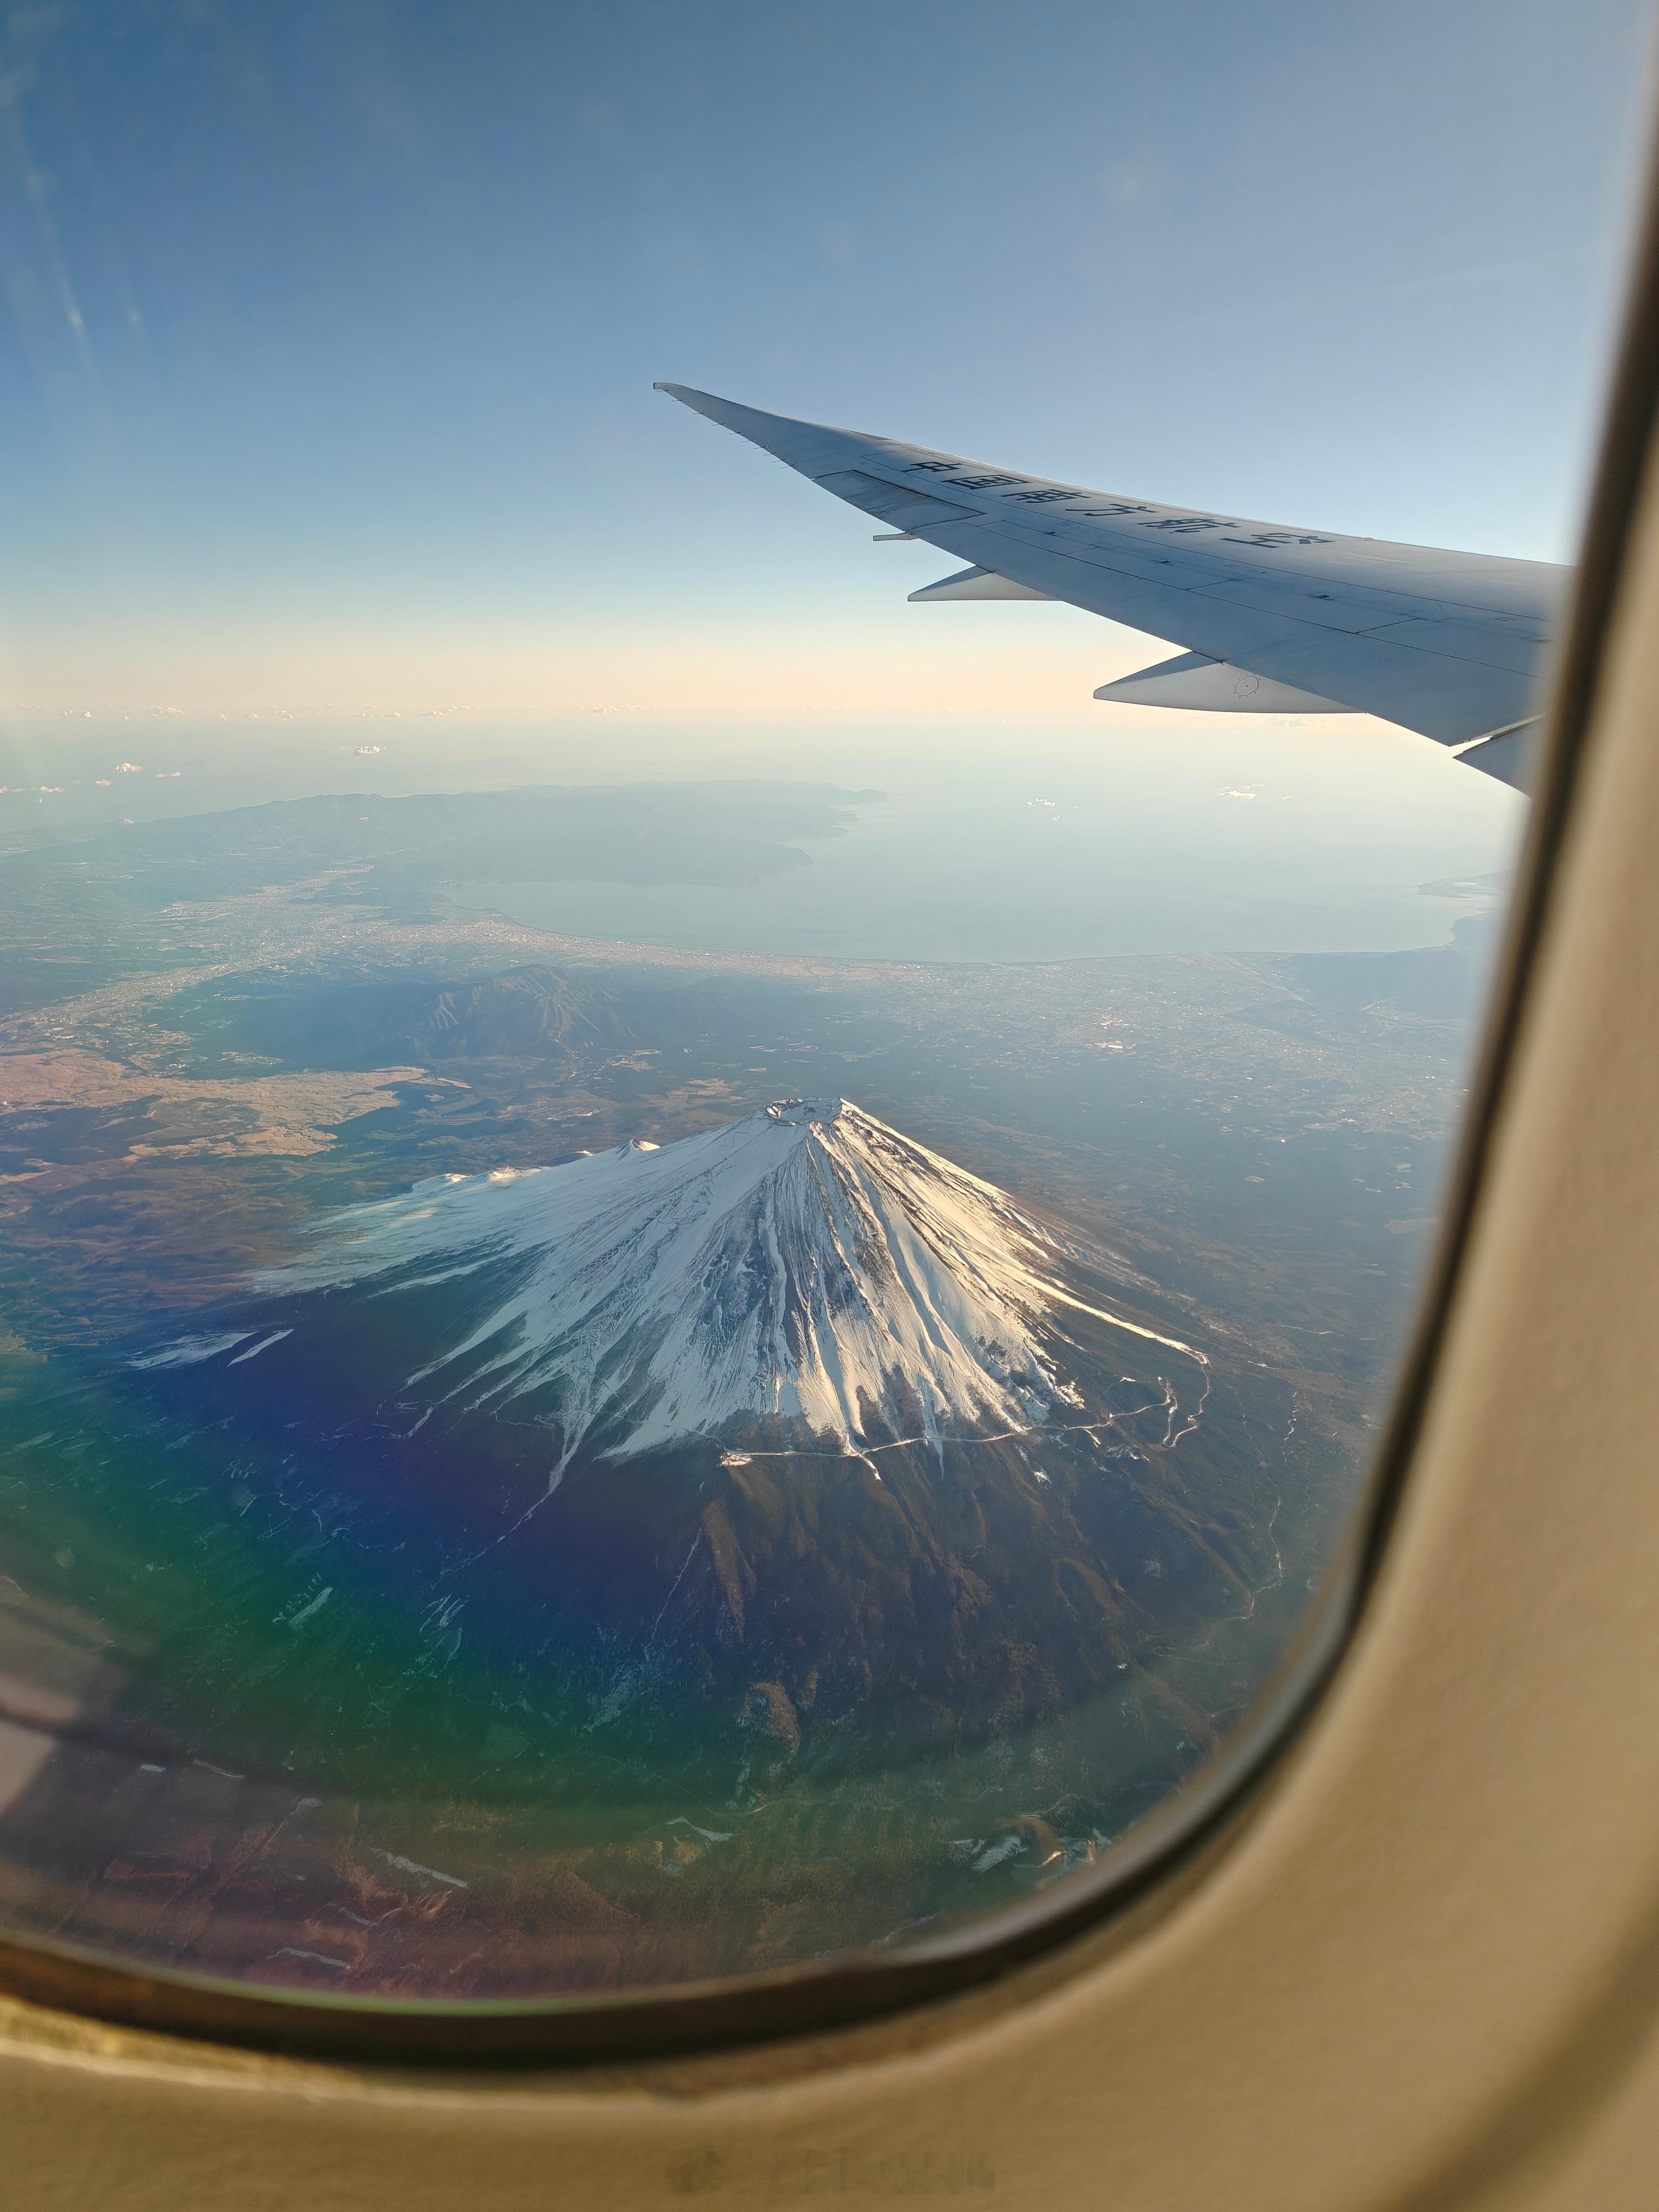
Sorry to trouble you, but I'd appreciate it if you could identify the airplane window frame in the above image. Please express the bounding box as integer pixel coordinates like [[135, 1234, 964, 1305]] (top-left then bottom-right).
[[0, 118, 1654, 2081]]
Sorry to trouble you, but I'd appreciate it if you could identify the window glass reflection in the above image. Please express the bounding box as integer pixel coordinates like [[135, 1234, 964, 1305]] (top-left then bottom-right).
[[0, 1, 1645, 2005]]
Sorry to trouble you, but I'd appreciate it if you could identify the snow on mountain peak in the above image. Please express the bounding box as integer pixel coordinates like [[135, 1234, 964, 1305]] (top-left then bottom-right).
[[252, 1100, 1094, 1464], [765, 1096, 845, 1125]]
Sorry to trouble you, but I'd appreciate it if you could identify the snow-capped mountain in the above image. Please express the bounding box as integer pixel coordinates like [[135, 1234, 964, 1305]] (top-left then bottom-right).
[[120, 1098, 1264, 1752], [248, 1098, 1152, 1467]]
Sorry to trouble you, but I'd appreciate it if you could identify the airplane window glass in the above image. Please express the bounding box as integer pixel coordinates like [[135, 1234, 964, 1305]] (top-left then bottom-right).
[[0, 2, 1648, 2027]]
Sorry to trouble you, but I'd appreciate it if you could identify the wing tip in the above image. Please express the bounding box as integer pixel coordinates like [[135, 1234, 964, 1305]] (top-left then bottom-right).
[[653, 381, 745, 428]]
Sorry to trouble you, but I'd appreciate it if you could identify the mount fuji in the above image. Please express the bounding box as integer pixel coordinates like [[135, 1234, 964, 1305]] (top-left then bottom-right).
[[128, 1101, 1268, 1749], [242, 1098, 1198, 1474]]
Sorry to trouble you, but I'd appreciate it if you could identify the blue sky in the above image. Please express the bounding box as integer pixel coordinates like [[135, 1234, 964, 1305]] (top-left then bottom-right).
[[1, 0, 1654, 714]]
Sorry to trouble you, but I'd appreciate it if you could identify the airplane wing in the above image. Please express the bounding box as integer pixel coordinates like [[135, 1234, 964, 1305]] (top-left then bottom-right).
[[656, 383, 1567, 789]]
